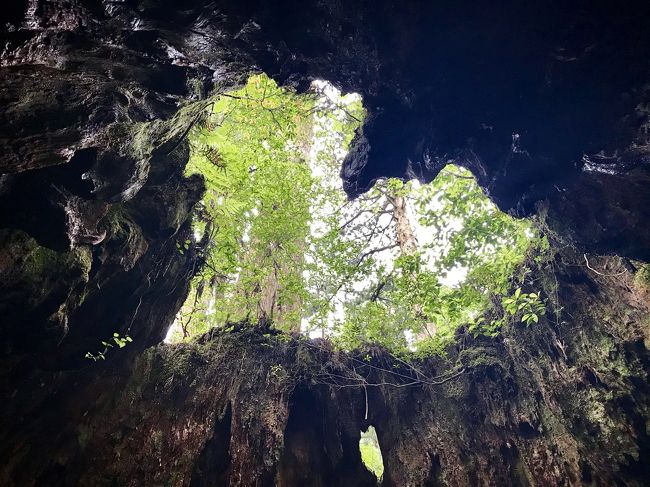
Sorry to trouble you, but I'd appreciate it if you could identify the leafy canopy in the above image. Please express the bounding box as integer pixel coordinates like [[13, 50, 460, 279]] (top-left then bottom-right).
[[167, 74, 543, 357]]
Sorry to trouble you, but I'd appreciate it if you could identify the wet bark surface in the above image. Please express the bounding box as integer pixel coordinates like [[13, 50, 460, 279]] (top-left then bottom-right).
[[1, 1, 649, 485]]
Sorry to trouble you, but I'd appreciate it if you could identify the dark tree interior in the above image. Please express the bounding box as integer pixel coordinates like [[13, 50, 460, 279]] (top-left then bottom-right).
[[1, 1, 649, 485]]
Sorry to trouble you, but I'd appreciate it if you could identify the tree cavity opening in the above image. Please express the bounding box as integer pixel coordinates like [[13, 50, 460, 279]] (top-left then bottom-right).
[[360, 426, 384, 482], [165, 73, 544, 359]]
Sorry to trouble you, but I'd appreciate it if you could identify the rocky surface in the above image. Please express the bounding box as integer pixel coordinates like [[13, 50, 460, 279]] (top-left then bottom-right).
[[1, 1, 649, 485]]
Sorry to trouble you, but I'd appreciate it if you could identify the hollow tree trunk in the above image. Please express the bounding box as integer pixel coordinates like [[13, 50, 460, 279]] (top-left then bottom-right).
[[2, 3, 650, 487]]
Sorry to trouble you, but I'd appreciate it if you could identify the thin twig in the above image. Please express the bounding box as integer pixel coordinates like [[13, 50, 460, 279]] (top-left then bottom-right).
[[583, 254, 626, 277]]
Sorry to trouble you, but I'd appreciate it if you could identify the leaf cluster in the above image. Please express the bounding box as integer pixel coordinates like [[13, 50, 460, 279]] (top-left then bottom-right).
[[85, 332, 133, 361]]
